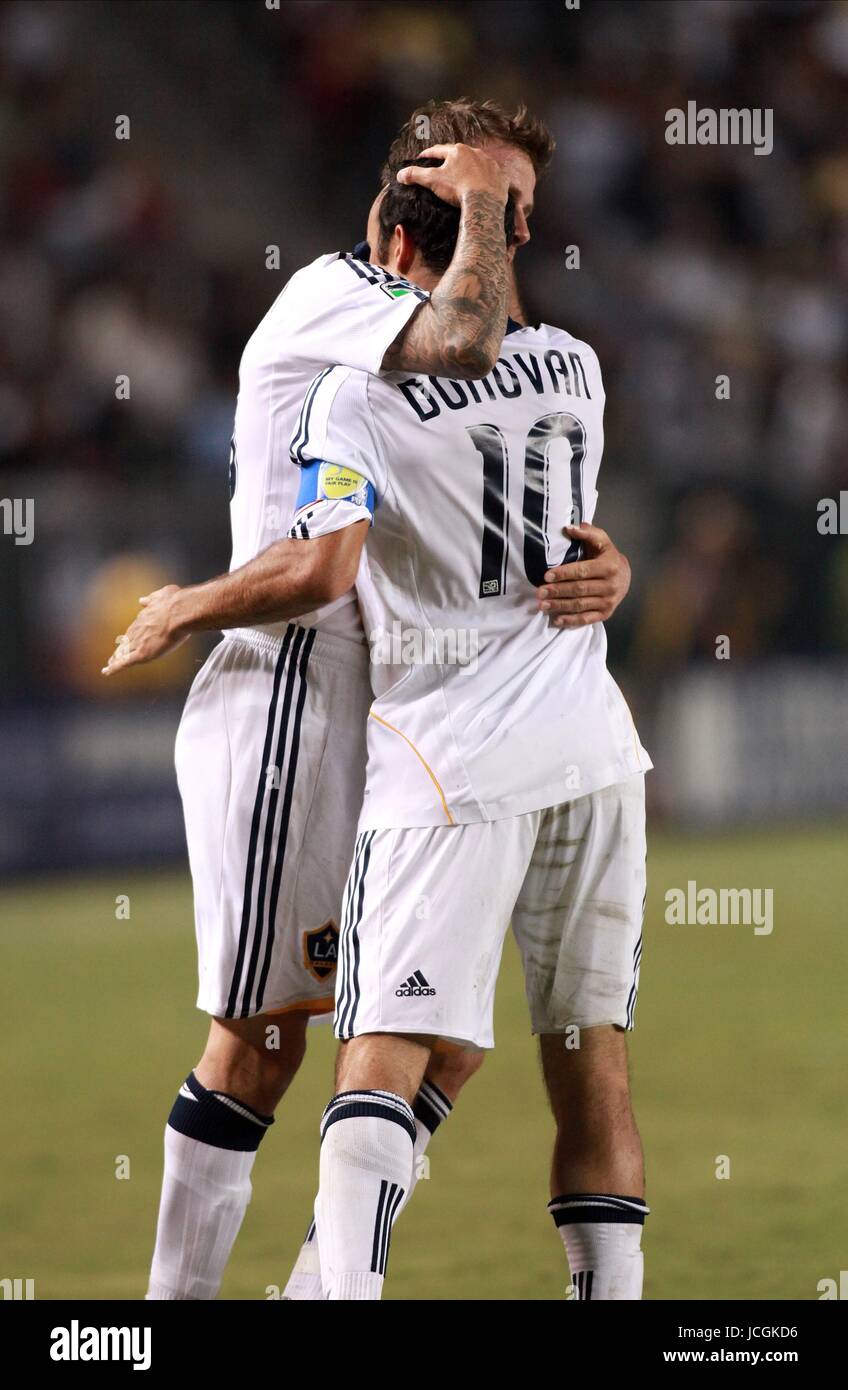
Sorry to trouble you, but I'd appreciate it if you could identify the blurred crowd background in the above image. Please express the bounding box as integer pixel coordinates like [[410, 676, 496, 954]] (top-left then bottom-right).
[[1, 0, 847, 871]]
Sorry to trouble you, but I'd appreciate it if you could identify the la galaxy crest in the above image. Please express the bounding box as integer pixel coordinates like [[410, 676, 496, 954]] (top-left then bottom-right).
[[303, 919, 339, 982]]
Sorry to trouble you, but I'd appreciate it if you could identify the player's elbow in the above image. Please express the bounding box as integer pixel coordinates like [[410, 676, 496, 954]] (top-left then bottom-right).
[[443, 337, 499, 380]]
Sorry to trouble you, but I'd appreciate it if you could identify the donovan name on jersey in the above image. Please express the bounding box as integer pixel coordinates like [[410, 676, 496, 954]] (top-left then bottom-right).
[[289, 321, 651, 829]]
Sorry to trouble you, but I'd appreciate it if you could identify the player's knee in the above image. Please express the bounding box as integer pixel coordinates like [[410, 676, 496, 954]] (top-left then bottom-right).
[[425, 1044, 485, 1103], [552, 1081, 632, 1137], [198, 1013, 308, 1113], [334, 1032, 430, 1103], [269, 1032, 308, 1078], [540, 1027, 632, 1127], [254, 1018, 308, 1092]]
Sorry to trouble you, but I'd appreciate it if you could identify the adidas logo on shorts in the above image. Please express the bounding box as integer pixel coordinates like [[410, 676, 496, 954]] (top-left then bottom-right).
[[395, 970, 436, 998]]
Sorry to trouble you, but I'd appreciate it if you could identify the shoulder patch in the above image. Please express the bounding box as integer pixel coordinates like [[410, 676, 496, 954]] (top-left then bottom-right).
[[339, 253, 428, 302], [380, 282, 414, 300]]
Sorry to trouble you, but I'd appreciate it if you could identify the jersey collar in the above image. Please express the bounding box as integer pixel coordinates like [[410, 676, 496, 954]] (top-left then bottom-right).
[[351, 250, 531, 333]]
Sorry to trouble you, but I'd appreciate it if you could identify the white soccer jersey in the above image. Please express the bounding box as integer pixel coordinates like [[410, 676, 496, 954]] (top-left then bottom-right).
[[289, 321, 652, 828], [228, 248, 426, 641]]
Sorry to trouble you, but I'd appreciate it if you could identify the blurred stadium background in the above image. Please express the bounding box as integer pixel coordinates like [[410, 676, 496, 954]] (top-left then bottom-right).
[[1, 0, 846, 1300]]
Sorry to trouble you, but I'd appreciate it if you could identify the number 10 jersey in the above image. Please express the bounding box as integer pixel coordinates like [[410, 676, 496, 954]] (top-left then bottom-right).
[[289, 319, 652, 829]]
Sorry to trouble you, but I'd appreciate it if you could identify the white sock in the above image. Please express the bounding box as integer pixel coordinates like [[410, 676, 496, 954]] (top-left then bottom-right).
[[281, 1218, 322, 1301], [548, 1193, 649, 1300], [314, 1089, 415, 1301], [405, 1078, 452, 1208], [147, 1072, 273, 1300], [283, 1078, 451, 1301]]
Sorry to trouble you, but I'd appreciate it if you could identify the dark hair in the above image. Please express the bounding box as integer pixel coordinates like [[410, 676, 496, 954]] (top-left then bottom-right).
[[380, 97, 555, 188], [377, 157, 516, 274]]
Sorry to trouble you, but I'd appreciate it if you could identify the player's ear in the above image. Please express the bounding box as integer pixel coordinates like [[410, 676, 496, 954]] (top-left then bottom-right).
[[394, 224, 418, 277]]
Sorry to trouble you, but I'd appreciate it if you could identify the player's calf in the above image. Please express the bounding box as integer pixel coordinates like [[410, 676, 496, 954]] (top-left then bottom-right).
[[425, 1039, 485, 1103], [409, 1042, 484, 1194], [541, 1026, 648, 1300], [196, 1012, 308, 1114], [147, 1012, 309, 1300]]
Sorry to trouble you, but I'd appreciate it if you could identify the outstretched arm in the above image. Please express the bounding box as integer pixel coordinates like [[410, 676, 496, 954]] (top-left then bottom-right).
[[103, 517, 634, 674], [381, 144, 511, 380], [102, 524, 367, 675]]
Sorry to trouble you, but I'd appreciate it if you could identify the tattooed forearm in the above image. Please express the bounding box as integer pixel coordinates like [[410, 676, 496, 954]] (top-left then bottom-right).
[[381, 190, 510, 380]]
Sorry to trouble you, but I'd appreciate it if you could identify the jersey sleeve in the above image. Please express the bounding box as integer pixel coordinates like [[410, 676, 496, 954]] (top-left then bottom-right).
[[284, 253, 428, 376], [288, 367, 387, 540]]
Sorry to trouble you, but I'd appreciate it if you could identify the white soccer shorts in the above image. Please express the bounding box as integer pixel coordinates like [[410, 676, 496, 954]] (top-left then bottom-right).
[[335, 774, 647, 1049], [175, 625, 371, 1019]]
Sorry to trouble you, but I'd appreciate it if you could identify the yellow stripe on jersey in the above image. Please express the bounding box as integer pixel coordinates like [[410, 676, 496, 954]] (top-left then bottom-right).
[[369, 712, 455, 826]]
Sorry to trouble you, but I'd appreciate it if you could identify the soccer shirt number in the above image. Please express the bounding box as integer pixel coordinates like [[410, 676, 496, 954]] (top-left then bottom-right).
[[469, 412, 586, 598]]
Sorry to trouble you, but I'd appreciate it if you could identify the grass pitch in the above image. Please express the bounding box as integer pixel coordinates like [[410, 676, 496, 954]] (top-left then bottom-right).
[[1, 823, 845, 1300]]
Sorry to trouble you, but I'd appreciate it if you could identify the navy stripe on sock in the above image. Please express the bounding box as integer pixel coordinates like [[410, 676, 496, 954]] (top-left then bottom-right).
[[548, 1192, 649, 1227], [381, 1183, 405, 1277], [412, 1080, 452, 1136], [368, 1180, 405, 1277], [370, 1180, 390, 1274], [420, 1079, 451, 1113], [320, 1092, 416, 1146], [572, 1269, 595, 1300], [167, 1072, 274, 1152]]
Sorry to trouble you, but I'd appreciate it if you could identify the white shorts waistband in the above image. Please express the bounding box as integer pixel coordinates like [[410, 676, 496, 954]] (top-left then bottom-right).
[[225, 624, 371, 674]]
